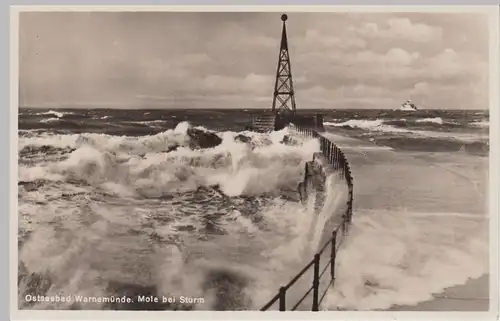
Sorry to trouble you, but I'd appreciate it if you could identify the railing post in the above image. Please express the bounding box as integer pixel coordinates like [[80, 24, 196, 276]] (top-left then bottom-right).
[[312, 253, 320, 311], [337, 150, 341, 171], [331, 230, 337, 281], [333, 146, 336, 165], [279, 286, 286, 311]]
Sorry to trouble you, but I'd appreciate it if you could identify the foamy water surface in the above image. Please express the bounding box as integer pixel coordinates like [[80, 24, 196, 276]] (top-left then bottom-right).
[[17, 108, 490, 311]]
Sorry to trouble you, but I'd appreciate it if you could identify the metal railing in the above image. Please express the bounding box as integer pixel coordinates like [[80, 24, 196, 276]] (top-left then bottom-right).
[[259, 124, 354, 311], [260, 229, 343, 311], [290, 124, 354, 229]]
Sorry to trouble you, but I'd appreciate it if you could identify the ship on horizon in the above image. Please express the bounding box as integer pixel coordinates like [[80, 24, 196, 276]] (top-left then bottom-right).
[[400, 100, 418, 111]]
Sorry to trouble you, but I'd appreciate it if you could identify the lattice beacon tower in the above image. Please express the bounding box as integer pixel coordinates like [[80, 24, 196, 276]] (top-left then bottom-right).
[[252, 14, 325, 132], [271, 14, 296, 117]]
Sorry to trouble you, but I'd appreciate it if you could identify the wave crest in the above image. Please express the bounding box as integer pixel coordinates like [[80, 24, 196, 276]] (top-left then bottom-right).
[[19, 122, 319, 198]]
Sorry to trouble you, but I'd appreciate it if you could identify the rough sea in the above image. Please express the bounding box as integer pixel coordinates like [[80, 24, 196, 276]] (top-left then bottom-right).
[[17, 108, 489, 311]]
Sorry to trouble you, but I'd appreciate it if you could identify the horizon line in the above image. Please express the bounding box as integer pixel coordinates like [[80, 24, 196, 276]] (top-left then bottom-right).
[[17, 105, 490, 111]]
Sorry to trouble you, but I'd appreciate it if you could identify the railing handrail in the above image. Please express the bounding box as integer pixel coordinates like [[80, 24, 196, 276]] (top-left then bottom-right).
[[259, 124, 354, 311]]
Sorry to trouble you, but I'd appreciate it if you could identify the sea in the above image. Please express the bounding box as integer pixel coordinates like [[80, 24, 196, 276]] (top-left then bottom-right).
[[17, 107, 490, 311]]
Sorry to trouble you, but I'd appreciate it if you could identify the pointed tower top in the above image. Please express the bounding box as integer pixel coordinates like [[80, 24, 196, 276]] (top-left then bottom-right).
[[280, 14, 289, 50]]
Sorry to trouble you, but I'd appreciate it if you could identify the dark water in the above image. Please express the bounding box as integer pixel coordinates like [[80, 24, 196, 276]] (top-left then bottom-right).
[[19, 108, 256, 136], [322, 109, 489, 156], [19, 107, 489, 155]]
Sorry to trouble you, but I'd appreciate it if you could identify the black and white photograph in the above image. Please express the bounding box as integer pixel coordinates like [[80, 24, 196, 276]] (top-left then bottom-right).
[[15, 7, 495, 313]]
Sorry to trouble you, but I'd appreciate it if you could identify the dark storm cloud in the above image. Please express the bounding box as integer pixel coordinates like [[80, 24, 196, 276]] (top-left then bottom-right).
[[18, 10, 490, 109]]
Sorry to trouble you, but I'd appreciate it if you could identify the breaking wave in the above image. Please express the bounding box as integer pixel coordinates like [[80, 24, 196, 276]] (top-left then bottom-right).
[[325, 119, 407, 133], [17, 119, 489, 311], [19, 123, 322, 197], [324, 118, 488, 144], [472, 120, 489, 128], [35, 110, 71, 118], [19, 122, 354, 310], [415, 117, 444, 125]]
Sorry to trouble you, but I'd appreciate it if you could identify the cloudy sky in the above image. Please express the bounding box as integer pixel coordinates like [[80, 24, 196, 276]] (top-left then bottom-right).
[[19, 11, 490, 109]]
